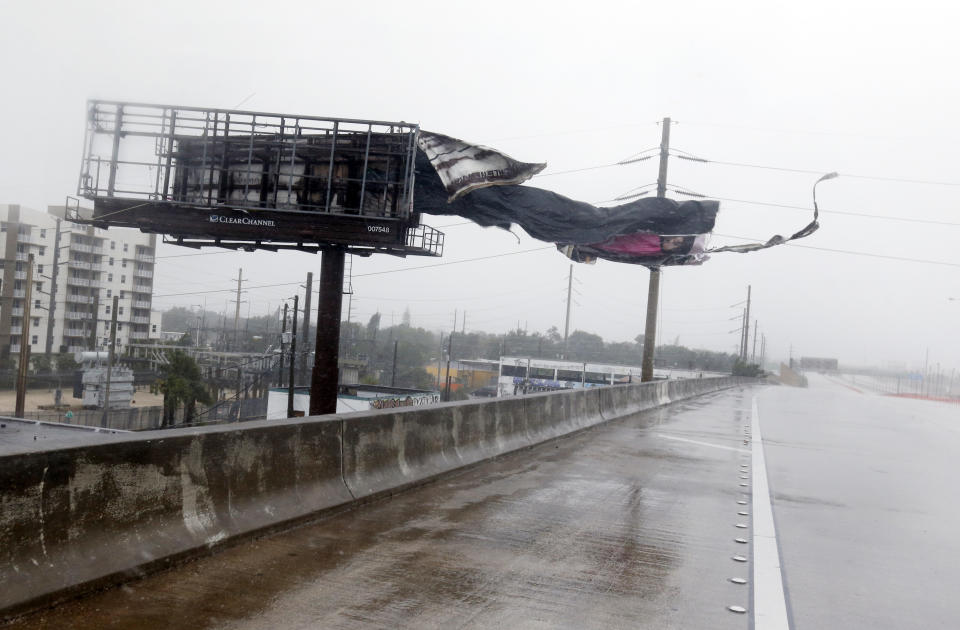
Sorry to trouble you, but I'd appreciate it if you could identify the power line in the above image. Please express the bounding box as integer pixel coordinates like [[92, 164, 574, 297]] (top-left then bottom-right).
[[686, 193, 960, 228], [153, 246, 554, 298], [713, 232, 960, 268], [674, 152, 960, 187]]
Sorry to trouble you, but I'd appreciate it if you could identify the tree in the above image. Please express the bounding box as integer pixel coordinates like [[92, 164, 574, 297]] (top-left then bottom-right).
[[154, 350, 212, 427]]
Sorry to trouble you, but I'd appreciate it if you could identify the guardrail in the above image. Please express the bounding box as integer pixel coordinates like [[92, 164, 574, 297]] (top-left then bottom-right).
[[0, 376, 745, 618]]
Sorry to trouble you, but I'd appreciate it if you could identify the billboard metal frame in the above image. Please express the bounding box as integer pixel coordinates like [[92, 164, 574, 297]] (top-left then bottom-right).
[[69, 100, 443, 257]]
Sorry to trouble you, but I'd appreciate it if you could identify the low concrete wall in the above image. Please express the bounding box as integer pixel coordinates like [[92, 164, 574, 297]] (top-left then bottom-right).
[[1, 416, 352, 617], [1, 376, 743, 617]]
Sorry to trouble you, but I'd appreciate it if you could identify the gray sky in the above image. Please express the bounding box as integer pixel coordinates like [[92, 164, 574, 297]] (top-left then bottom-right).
[[2, 0, 958, 371]]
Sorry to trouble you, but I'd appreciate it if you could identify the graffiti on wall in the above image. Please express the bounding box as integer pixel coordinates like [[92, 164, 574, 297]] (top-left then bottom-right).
[[369, 392, 441, 409]]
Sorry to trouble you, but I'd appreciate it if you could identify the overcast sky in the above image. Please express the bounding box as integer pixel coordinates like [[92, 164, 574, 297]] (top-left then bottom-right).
[[2, 0, 958, 372]]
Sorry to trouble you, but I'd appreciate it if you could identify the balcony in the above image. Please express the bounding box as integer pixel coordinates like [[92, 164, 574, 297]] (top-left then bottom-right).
[[66, 345, 87, 354], [14, 271, 26, 280], [11, 308, 24, 317], [10, 345, 20, 354], [131, 316, 151, 325], [129, 331, 150, 340], [71, 243, 104, 254], [135, 252, 155, 263], [15, 252, 29, 262], [68, 260, 97, 271], [12, 290, 25, 298], [9, 327, 22, 335], [66, 294, 96, 304], [133, 268, 154, 279], [132, 300, 151, 309], [65, 312, 94, 321]]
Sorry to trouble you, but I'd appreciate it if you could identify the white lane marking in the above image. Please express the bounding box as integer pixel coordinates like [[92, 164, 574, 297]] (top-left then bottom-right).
[[751, 396, 791, 629], [657, 434, 750, 453]]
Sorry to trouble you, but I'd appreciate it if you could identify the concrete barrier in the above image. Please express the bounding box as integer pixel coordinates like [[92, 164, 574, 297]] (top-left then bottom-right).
[[1, 376, 744, 618], [0, 416, 352, 616]]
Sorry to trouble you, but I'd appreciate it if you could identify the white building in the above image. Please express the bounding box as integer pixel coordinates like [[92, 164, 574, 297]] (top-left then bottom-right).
[[0, 204, 162, 359]]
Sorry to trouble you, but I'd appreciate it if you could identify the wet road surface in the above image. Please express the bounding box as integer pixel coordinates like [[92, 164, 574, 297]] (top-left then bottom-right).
[[11, 378, 960, 629], [11, 388, 755, 629], [757, 374, 960, 629]]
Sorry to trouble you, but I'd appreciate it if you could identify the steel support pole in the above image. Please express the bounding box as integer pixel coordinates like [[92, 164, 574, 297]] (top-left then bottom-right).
[[641, 117, 671, 382], [310, 248, 345, 415]]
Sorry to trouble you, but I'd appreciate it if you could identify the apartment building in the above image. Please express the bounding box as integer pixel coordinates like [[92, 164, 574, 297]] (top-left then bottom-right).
[[0, 204, 162, 359]]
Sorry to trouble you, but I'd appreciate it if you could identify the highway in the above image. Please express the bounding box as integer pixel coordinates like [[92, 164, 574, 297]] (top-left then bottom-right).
[[10, 377, 959, 629]]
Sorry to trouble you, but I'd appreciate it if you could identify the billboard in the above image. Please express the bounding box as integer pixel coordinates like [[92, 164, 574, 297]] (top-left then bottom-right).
[[70, 101, 443, 257]]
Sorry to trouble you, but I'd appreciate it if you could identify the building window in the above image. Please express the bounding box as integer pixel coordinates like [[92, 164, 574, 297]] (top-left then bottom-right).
[[152, 324, 157, 333], [108, 273, 113, 282], [37, 264, 43, 274], [121, 275, 126, 284], [34, 299, 40, 309], [105, 305, 111, 314], [117, 323, 122, 331], [109, 257, 114, 266], [0, 224, 5, 232], [123, 243, 129, 252], [119, 291, 125, 299], [121, 260, 127, 268], [111, 241, 116, 250], [31, 335, 38, 345], [40, 229, 46, 239], [118, 307, 124, 315], [35, 282, 42, 292], [38, 247, 45, 256], [32, 318, 39, 327], [107, 289, 112, 298]]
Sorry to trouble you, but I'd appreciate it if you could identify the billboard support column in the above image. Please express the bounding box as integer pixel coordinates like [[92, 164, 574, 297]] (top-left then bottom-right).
[[310, 248, 345, 415]]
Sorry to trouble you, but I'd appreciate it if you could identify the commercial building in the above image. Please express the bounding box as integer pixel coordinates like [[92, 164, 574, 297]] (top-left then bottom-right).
[[0, 204, 162, 359]]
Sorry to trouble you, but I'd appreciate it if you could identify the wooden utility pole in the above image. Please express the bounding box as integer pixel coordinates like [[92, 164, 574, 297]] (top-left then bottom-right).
[[641, 117, 671, 382], [232, 268, 243, 351], [299, 271, 313, 385], [45, 219, 62, 356], [14, 255, 35, 417], [742, 286, 752, 361], [444, 333, 454, 401], [101, 295, 119, 427], [287, 295, 298, 418]]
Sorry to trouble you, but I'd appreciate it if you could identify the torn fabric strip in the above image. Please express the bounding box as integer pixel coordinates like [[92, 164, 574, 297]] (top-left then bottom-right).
[[417, 131, 546, 202]]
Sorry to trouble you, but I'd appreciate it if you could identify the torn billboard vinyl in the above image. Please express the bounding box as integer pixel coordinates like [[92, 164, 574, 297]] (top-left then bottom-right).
[[414, 132, 820, 268]]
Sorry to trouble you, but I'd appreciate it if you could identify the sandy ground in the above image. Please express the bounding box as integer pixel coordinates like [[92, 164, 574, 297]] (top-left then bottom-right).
[[0, 387, 164, 412]]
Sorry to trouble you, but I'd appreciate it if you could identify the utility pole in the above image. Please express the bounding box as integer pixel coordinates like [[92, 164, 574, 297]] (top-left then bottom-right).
[[563, 264, 573, 359], [232, 268, 243, 351], [88, 291, 100, 351], [391, 339, 399, 387], [641, 117, 671, 382], [280, 302, 288, 388], [300, 271, 313, 385], [14, 255, 35, 418], [436, 332, 445, 388], [444, 332, 454, 401], [45, 219, 62, 356], [287, 295, 298, 418], [101, 295, 118, 427], [752, 320, 758, 362], [742, 285, 752, 362]]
